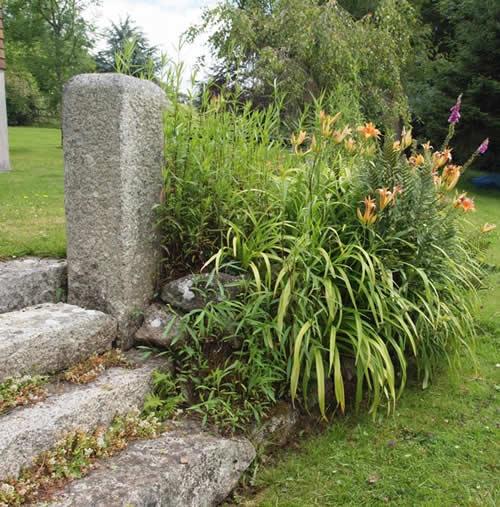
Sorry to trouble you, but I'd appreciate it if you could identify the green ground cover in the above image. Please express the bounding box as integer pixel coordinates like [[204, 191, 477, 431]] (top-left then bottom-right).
[[242, 179, 500, 507], [0, 127, 65, 258], [0, 127, 498, 506]]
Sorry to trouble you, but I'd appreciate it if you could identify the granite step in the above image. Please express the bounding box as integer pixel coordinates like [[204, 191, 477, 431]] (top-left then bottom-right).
[[0, 356, 163, 481], [0, 303, 116, 382], [0, 257, 67, 314], [46, 421, 256, 507]]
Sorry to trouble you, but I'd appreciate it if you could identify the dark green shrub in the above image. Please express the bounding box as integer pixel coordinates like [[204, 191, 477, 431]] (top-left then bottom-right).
[[5, 68, 45, 125]]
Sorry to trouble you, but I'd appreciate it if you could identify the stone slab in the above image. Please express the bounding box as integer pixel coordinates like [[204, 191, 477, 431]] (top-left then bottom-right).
[[134, 303, 183, 349], [0, 257, 67, 314], [63, 74, 167, 348], [0, 71, 9, 172], [48, 422, 256, 507], [0, 303, 116, 382], [160, 273, 243, 312], [0, 359, 162, 481]]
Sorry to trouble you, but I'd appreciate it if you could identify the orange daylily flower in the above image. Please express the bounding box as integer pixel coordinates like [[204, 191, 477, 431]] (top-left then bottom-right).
[[376, 185, 403, 211], [432, 148, 453, 170], [291, 131, 308, 154], [377, 188, 394, 211], [460, 198, 475, 212], [393, 140, 401, 151], [480, 223, 496, 233], [291, 130, 307, 146], [454, 193, 475, 212], [357, 122, 381, 140], [442, 164, 462, 190], [332, 126, 352, 144], [422, 141, 433, 151], [357, 196, 378, 225], [319, 111, 341, 136], [409, 154, 425, 167]]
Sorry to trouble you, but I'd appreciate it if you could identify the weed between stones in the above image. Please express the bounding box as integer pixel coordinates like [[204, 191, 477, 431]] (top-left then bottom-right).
[[0, 410, 161, 506], [0, 351, 131, 417], [0, 376, 48, 415], [61, 349, 132, 384]]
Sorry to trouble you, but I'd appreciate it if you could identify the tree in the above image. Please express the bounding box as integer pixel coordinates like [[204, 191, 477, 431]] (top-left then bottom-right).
[[96, 16, 159, 76], [35, 0, 97, 110], [191, 0, 420, 130], [3, 0, 97, 122], [410, 0, 499, 168]]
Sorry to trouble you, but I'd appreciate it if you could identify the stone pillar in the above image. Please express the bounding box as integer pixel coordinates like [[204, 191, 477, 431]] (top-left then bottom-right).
[[63, 74, 167, 348], [0, 13, 10, 173]]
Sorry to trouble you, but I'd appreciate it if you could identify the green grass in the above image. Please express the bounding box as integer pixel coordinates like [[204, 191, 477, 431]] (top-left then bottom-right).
[[461, 174, 500, 324], [0, 127, 65, 258], [242, 177, 500, 507]]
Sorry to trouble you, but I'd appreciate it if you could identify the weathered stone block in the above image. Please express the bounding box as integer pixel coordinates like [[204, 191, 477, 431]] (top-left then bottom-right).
[[134, 303, 183, 349], [0, 257, 67, 314], [63, 74, 167, 348], [160, 273, 243, 312], [48, 422, 256, 507], [0, 71, 10, 173], [0, 358, 162, 481], [250, 401, 301, 451], [0, 303, 116, 382]]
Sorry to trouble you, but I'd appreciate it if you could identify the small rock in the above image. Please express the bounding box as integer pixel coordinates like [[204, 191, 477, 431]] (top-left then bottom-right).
[[134, 304, 183, 348], [250, 401, 301, 450], [0, 258, 67, 314], [160, 273, 243, 312]]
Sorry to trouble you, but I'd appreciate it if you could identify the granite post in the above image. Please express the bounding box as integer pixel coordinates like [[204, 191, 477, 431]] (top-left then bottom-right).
[[63, 74, 166, 348], [0, 12, 10, 173]]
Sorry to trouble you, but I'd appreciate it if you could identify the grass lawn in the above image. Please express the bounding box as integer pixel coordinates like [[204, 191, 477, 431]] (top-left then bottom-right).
[[240, 177, 500, 507], [0, 127, 65, 258]]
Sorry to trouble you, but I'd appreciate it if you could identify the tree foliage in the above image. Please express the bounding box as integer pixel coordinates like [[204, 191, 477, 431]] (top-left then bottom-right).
[[96, 16, 159, 76], [3, 0, 97, 123], [191, 0, 420, 130], [5, 68, 46, 125], [409, 0, 499, 169]]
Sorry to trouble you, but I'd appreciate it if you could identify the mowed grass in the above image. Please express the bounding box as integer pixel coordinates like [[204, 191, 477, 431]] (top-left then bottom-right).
[[0, 127, 65, 258], [461, 176, 500, 324], [241, 176, 500, 507]]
